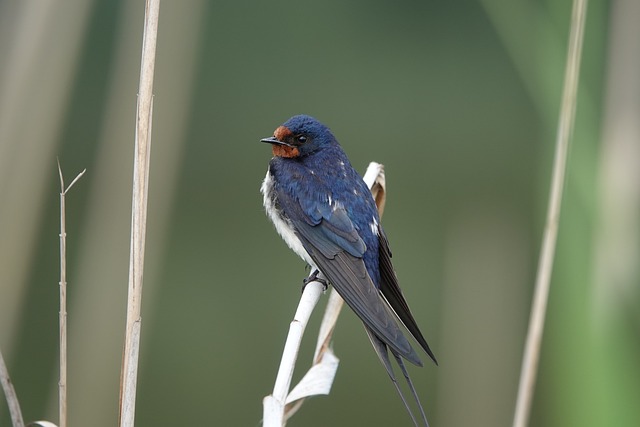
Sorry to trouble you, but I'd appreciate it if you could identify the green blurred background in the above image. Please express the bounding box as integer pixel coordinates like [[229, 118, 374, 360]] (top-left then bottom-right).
[[1, 0, 638, 426]]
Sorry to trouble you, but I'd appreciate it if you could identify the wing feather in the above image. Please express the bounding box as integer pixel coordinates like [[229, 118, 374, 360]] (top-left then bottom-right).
[[378, 226, 437, 364], [297, 227, 422, 366], [275, 187, 422, 365]]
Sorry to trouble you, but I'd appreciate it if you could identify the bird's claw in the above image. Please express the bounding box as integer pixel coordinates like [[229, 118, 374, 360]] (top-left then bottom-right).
[[302, 269, 328, 292]]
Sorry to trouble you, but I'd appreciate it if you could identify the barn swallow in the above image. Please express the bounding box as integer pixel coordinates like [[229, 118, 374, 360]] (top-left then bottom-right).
[[260, 114, 437, 426]]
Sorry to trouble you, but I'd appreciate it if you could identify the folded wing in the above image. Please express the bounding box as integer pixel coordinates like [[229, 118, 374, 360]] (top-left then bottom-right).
[[276, 188, 423, 366]]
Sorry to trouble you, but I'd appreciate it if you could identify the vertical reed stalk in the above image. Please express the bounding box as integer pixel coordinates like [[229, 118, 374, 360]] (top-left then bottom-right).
[[118, 1, 160, 426], [512, 1, 588, 426], [57, 161, 86, 427]]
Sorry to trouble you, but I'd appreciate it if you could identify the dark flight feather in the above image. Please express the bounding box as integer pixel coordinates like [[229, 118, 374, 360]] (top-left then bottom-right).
[[275, 186, 423, 366], [377, 225, 438, 365]]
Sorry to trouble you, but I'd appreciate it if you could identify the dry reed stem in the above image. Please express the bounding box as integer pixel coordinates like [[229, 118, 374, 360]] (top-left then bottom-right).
[[512, 1, 588, 426], [0, 349, 25, 427], [57, 161, 86, 427], [118, 1, 160, 426]]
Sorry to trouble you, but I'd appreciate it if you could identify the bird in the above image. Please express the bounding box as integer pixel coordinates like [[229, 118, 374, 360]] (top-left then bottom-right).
[[260, 114, 437, 426]]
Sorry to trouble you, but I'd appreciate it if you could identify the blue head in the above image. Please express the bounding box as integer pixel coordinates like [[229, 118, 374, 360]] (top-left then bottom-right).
[[261, 115, 338, 159]]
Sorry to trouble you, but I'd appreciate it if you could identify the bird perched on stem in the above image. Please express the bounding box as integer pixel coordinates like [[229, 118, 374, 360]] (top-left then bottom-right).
[[260, 114, 437, 426]]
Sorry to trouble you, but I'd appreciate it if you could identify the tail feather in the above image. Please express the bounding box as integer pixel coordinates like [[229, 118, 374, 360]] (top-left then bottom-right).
[[364, 326, 429, 427], [392, 351, 429, 427]]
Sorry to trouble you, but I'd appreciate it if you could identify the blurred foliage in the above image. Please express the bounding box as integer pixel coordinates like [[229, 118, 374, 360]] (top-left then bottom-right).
[[1, 0, 638, 426]]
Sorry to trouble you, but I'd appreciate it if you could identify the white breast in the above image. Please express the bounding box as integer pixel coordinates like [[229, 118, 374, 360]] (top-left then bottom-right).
[[261, 169, 317, 269]]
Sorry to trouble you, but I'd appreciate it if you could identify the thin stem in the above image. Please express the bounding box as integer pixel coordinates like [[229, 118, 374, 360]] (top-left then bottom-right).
[[57, 161, 67, 427], [512, 1, 588, 426], [272, 282, 325, 405], [57, 160, 85, 427], [118, 1, 160, 426], [0, 350, 25, 427]]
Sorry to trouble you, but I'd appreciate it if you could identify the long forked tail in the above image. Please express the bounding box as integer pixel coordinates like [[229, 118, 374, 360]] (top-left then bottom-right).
[[392, 351, 429, 425], [364, 326, 430, 427]]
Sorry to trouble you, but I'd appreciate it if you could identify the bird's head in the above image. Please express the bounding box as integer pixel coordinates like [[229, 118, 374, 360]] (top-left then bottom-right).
[[261, 115, 337, 158]]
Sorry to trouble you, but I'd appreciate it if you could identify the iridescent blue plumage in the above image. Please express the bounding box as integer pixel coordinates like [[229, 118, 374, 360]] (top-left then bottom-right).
[[261, 114, 436, 426]]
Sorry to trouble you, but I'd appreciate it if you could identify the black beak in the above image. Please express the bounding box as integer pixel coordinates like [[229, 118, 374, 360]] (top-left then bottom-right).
[[261, 136, 294, 147]]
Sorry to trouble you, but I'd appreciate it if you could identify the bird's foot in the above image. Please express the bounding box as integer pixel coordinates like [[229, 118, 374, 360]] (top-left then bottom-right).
[[302, 269, 328, 292]]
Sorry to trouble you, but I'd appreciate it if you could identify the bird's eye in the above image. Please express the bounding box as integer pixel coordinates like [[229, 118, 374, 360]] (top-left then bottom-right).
[[297, 135, 307, 144]]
